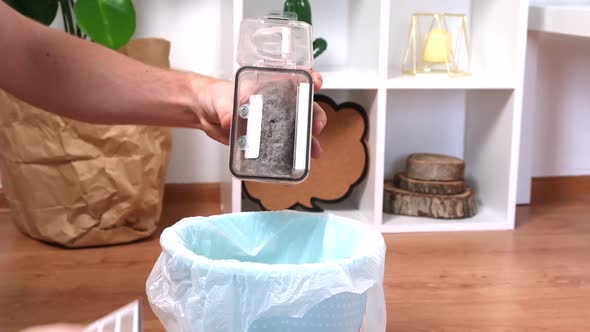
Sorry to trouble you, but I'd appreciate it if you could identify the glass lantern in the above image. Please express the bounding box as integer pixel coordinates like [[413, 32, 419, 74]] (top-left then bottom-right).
[[402, 13, 471, 77]]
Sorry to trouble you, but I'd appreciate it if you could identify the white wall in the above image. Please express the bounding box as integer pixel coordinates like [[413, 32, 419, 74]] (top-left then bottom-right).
[[531, 33, 590, 176], [134, 0, 233, 183], [518, 31, 590, 203]]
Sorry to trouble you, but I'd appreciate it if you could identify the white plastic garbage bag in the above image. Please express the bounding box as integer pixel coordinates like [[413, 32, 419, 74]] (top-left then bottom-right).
[[146, 211, 386, 332]]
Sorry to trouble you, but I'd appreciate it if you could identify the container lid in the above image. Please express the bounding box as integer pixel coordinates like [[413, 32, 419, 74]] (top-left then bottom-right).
[[237, 14, 313, 69]]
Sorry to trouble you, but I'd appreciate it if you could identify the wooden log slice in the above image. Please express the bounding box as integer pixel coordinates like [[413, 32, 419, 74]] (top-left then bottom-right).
[[383, 181, 477, 219], [395, 172, 466, 195], [406, 153, 465, 181]]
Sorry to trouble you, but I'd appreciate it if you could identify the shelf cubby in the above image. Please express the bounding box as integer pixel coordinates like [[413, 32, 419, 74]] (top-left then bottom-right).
[[387, 0, 528, 90], [239, 89, 380, 224], [381, 89, 518, 232], [242, 0, 383, 90]]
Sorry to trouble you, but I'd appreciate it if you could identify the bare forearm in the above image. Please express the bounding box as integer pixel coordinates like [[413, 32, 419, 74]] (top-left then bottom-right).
[[0, 2, 214, 128]]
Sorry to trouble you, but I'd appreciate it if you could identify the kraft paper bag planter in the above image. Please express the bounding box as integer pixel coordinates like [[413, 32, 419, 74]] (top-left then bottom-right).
[[147, 211, 387, 332], [0, 38, 172, 248]]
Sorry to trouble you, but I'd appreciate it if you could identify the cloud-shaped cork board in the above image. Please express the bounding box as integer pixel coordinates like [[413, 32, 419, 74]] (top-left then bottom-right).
[[243, 94, 369, 211]]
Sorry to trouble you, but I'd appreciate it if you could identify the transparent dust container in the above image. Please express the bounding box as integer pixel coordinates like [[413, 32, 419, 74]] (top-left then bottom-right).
[[229, 14, 314, 183]]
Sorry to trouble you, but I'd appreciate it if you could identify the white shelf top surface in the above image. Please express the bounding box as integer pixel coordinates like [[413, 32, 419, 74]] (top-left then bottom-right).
[[380, 206, 510, 233], [387, 74, 517, 90], [529, 3, 590, 37], [318, 72, 517, 90], [319, 70, 381, 90], [321, 209, 373, 224]]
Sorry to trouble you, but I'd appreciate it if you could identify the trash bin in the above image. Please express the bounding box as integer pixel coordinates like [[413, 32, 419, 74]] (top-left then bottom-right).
[[146, 211, 387, 332]]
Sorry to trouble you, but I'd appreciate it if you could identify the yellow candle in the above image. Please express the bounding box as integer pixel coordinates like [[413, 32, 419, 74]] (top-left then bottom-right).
[[423, 28, 452, 64]]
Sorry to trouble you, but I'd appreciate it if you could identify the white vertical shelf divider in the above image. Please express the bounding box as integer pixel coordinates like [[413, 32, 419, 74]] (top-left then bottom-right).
[[372, 0, 391, 227], [508, 0, 531, 227], [231, 0, 244, 213], [221, 0, 529, 233]]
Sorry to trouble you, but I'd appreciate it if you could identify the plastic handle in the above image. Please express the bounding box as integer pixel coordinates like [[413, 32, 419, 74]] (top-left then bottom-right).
[[251, 26, 294, 64]]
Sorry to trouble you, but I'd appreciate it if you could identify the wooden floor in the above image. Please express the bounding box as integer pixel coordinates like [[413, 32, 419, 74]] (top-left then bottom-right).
[[1, 187, 589, 332]]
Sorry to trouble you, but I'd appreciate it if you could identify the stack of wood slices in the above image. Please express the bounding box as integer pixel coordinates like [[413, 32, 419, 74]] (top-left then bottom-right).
[[384, 153, 478, 219]]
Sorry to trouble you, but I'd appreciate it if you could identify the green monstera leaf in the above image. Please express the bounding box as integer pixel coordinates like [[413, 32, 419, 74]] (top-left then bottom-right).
[[74, 0, 135, 49], [4, 0, 59, 26]]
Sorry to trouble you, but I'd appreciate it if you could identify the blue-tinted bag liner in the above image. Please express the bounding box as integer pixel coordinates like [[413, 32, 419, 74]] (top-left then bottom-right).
[[147, 211, 386, 332]]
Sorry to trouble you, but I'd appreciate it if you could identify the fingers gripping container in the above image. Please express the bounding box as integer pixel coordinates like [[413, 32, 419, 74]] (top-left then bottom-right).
[[229, 15, 314, 183], [146, 211, 387, 332]]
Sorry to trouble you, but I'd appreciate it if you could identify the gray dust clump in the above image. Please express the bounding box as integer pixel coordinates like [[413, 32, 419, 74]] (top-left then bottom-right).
[[240, 80, 297, 178]]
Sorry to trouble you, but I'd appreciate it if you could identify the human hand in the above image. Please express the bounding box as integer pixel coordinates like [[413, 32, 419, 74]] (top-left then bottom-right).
[[195, 70, 327, 159], [19, 324, 85, 332]]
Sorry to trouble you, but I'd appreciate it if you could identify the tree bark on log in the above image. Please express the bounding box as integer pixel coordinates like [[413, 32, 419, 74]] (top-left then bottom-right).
[[406, 153, 465, 181], [395, 172, 466, 195], [383, 181, 477, 219]]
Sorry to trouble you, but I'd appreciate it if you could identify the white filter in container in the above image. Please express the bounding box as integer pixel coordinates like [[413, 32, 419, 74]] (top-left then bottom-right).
[[146, 211, 387, 332]]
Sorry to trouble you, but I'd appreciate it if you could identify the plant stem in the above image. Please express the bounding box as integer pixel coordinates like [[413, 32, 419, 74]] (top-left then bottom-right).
[[59, 1, 69, 34], [68, 0, 82, 37], [59, 0, 75, 36]]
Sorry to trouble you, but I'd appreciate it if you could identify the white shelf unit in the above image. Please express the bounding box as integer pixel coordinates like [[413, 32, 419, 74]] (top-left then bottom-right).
[[529, 2, 590, 38], [221, 0, 530, 233]]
